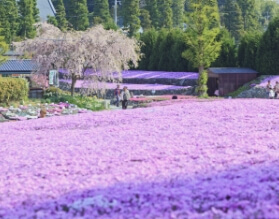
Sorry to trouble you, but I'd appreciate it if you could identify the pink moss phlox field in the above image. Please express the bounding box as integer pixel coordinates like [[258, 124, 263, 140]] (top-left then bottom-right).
[[59, 70, 199, 80], [258, 75, 279, 87], [121, 70, 199, 80], [1, 99, 279, 218], [61, 80, 190, 91]]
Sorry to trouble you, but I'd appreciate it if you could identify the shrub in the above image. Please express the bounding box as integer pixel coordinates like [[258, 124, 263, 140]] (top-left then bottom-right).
[[44, 94, 105, 111], [0, 77, 28, 104], [44, 87, 63, 98]]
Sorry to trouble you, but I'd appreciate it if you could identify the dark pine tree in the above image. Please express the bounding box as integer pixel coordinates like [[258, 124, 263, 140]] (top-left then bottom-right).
[[67, 0, 89, 30]]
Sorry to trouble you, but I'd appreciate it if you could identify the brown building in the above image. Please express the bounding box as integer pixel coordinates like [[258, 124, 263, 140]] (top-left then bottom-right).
[[207, 68, 258, 96]]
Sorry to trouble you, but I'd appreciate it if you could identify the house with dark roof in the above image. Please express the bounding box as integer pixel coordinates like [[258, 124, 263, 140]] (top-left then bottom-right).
[[207, 67, 258, 96], [0, 59, 37, 77]]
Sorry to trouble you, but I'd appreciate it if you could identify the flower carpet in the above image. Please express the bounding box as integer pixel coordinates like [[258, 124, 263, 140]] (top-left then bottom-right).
[[60, 80, 191, 91], [121, 71, 199, 80], [1, 99, 279, 218], [59, 69, 199, 80]]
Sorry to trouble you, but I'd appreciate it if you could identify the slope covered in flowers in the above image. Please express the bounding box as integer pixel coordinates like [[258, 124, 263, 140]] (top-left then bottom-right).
[[1, 99, 279, 218], [60, 80, 190, 91]]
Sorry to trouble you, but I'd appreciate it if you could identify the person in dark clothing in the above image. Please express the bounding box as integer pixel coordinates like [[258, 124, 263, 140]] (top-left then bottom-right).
[[120, 86, 131, 109], [114, 85, 121, 107]]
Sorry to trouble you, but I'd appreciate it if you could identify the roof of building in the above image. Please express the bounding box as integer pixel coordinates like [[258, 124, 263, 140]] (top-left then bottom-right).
[[0, 60, 37, 74], [37, 0, 56, 21], [4, 50, 23, 56], [208, 68, 258, 74]]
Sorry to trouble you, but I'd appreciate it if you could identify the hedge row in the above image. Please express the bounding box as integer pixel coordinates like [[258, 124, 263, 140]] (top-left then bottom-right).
[[0, 77, 29, 103]]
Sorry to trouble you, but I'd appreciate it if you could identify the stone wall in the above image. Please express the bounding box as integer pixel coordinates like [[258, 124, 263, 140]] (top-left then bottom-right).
[[236, 87, 269, 98]]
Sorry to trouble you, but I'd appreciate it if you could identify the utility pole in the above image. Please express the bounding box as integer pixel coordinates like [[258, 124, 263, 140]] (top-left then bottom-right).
[[114, 0, 121, 26], [114, 0, 118, 25]]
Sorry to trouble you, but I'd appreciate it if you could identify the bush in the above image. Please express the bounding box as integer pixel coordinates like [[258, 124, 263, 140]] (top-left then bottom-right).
[[44, 93, 105, 111], [44, 87, 63, 98], [0, 77, 28, 104]]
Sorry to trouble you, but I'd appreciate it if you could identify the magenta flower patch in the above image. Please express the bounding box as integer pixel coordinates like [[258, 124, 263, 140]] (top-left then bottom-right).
[[1, 99, 279, 218]]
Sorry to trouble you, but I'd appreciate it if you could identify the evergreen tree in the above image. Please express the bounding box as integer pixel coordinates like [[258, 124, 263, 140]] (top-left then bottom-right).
[[47, 16, 58, 27], [145, 0, 159, 28], [148, 29, 168, 70], [140, 9, 152, 30], [0, 35, 8, 64], [67, 0, 89, 30], [212, 29, 237, 67], [256, 17, 279, 75], [139, 28, 192, 71], [32, 0, 39, 22], [259, 0, 279, 30], [238, 31, 261, 69], [170, 30, 193, 71], [0, 0, 19, 44], [172, 0, 185, 27], [139, 28, 158, 69], [18, 0, 37, 39], [91, 0, 112, 24], [183, 0, 221, 97], [158, 29, 174, 70], [122, 0, 141, 37], [237, 0, 260, 31], [55, 0, 68, 31], [223, 0, 244, 42], [158, 0, 173, 28]]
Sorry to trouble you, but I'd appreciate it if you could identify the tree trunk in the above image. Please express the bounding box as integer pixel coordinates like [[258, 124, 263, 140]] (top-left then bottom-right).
[[198, 66, 204, 75], [197, 65, 208, 97], [71, 76, 77, 97]]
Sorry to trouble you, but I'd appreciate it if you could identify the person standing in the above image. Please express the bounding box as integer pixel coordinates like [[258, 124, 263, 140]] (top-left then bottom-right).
[[274, 81, 279, 98], [114, 85, 121, 107], [120, 86, 131, 109], [266, 80, 273, 98]]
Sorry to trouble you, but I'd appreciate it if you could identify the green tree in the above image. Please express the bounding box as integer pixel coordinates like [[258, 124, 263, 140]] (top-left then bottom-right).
[[212, 29, 237, 67], [238, 31, 261, 69], [92, 0, 112, 24], [237, 0, 260, 31], [223, 0, 244, 42], [158, 28, 191, 71], [145, 0, 159, 28], [0, 36, 8, 64], [139, 28, 158, 69], [256, 17, 279, 75], [18, 0, 37, 39], [158, 0, 173, 28], [67, 0, 89, 30], [122, 0, 141, 37], [148, 29, 168, 70], [140, 9, 152, 31], [47, 16, 58, 27], [32, 0, 39, 22], [55, 0, 68, 31], [183, 0, 221, 97], [172, 0, 185, 27], [259, 0, 279, 30], [0, 0, 19, 44], [139, 28, 192, 71], [170, 30, 193, 71]]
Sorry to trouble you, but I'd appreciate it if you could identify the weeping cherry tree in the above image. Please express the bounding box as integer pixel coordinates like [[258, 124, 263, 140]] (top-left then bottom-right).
[[15, 23, 140, 96]]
